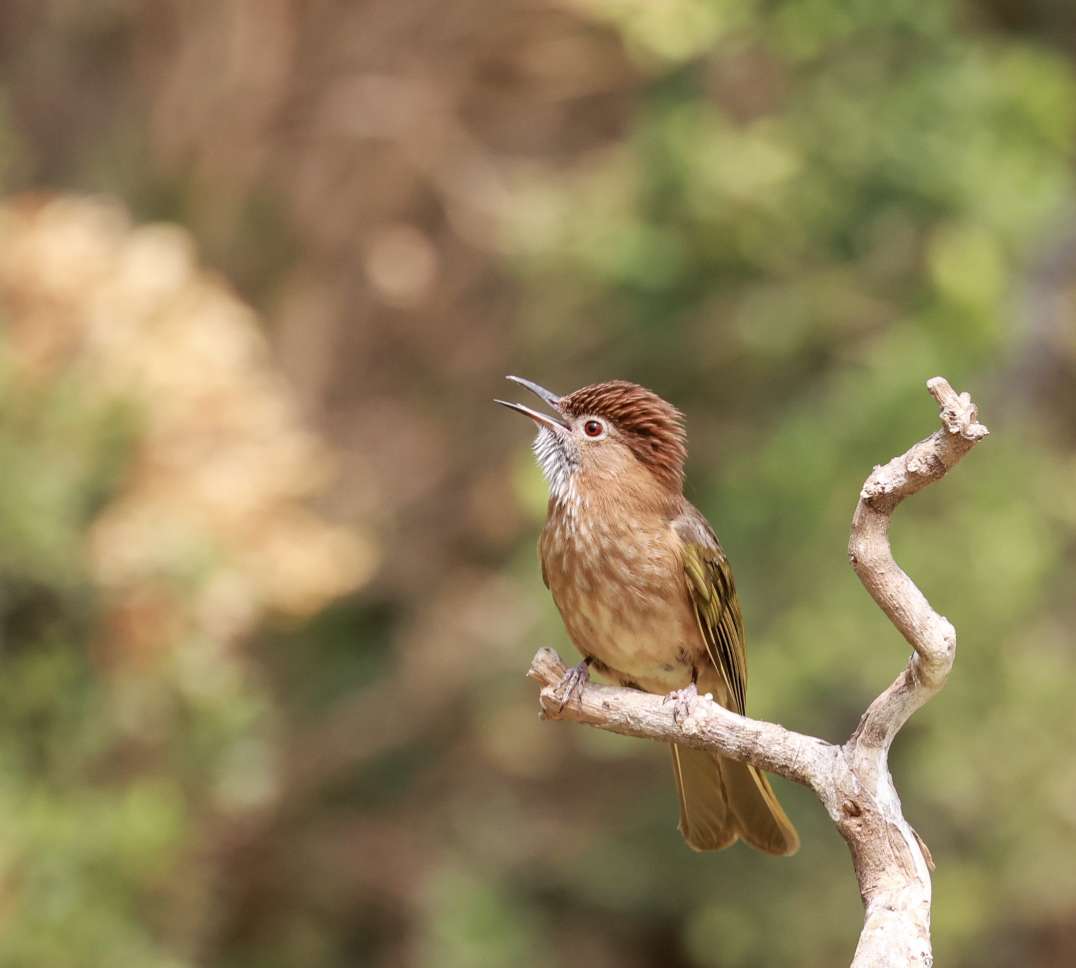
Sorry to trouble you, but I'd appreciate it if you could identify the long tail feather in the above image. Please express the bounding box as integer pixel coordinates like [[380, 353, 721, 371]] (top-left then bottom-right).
[[670, 745, 799, 855]]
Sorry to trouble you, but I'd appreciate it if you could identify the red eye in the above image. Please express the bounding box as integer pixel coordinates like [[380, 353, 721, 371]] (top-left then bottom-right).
[[583, 419, 603, 437]]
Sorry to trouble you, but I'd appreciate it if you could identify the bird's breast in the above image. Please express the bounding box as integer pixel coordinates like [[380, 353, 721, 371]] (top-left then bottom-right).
[[540, 509, 702, 693]]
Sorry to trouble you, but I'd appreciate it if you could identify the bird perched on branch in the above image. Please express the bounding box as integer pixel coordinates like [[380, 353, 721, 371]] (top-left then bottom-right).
[[497, 377, 799, 855]]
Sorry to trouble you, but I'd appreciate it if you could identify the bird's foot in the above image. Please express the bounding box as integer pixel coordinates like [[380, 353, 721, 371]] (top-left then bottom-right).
[[552, 659, 591, 710], [664, 682, 699, 725]]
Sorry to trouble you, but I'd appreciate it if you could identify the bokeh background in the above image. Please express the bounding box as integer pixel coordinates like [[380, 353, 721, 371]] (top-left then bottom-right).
[[1, 1, 1075, 966]]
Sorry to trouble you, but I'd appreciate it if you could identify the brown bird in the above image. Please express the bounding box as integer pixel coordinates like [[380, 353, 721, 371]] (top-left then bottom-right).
[[497, 376, 799, 855]]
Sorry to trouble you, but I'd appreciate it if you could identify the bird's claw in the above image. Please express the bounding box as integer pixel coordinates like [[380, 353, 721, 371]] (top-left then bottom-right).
[[664, 683, 699, 725], [552, 660, 590, 710]]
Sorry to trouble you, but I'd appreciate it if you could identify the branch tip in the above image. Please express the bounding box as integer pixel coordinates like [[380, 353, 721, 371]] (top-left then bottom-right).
[[927, 376, 989, 441]]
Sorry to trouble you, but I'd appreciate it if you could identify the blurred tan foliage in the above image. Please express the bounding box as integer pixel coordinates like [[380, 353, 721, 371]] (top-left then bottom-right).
[[0, 194, 375, 628], [0, 192, 377, 966]]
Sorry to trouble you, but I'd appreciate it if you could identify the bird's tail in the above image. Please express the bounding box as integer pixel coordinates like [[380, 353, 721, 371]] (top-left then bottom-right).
[[670, 745, 799, 855]]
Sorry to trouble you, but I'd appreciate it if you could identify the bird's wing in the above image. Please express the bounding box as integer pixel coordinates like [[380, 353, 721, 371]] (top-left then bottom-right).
[[675, 507, 748, 715]]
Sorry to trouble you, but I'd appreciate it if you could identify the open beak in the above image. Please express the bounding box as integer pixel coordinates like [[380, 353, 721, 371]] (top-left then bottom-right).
[[494, 375, 568, 432]]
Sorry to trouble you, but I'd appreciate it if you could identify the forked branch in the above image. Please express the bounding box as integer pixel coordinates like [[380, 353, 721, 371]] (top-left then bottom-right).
[[527, 377, 988, 968]]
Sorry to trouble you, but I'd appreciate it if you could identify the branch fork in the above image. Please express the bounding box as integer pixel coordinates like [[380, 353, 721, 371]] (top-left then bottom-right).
[[527, 377, 988, 968]]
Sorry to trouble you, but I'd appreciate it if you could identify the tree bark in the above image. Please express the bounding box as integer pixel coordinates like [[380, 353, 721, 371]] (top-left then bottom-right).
[[527, 376, 988, 968]]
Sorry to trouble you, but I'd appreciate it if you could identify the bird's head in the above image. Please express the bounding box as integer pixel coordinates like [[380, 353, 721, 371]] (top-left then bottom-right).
[[496, 376, 687, 508]]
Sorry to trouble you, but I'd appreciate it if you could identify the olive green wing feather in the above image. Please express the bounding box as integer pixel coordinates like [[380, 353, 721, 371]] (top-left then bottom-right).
[[674, 508, 800, 856], [676, 509, 747, 715]]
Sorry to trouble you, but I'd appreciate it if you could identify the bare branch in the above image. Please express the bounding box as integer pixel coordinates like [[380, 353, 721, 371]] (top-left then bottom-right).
[[848, 377, 988, 753], [528, 647, 837, 793], [526, 376, 989, 968]]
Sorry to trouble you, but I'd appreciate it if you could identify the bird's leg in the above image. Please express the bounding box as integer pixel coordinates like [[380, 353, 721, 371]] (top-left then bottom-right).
[[664, 670, 700, 725], [552, 656, 592, 710]]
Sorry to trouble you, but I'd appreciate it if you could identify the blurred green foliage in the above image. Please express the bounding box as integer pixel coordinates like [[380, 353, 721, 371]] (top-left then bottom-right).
[[0, 354, 277, 967], [1, 0, 1076, 966], [500, 1, 1076, 964], [0, 364, 164, 965]]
